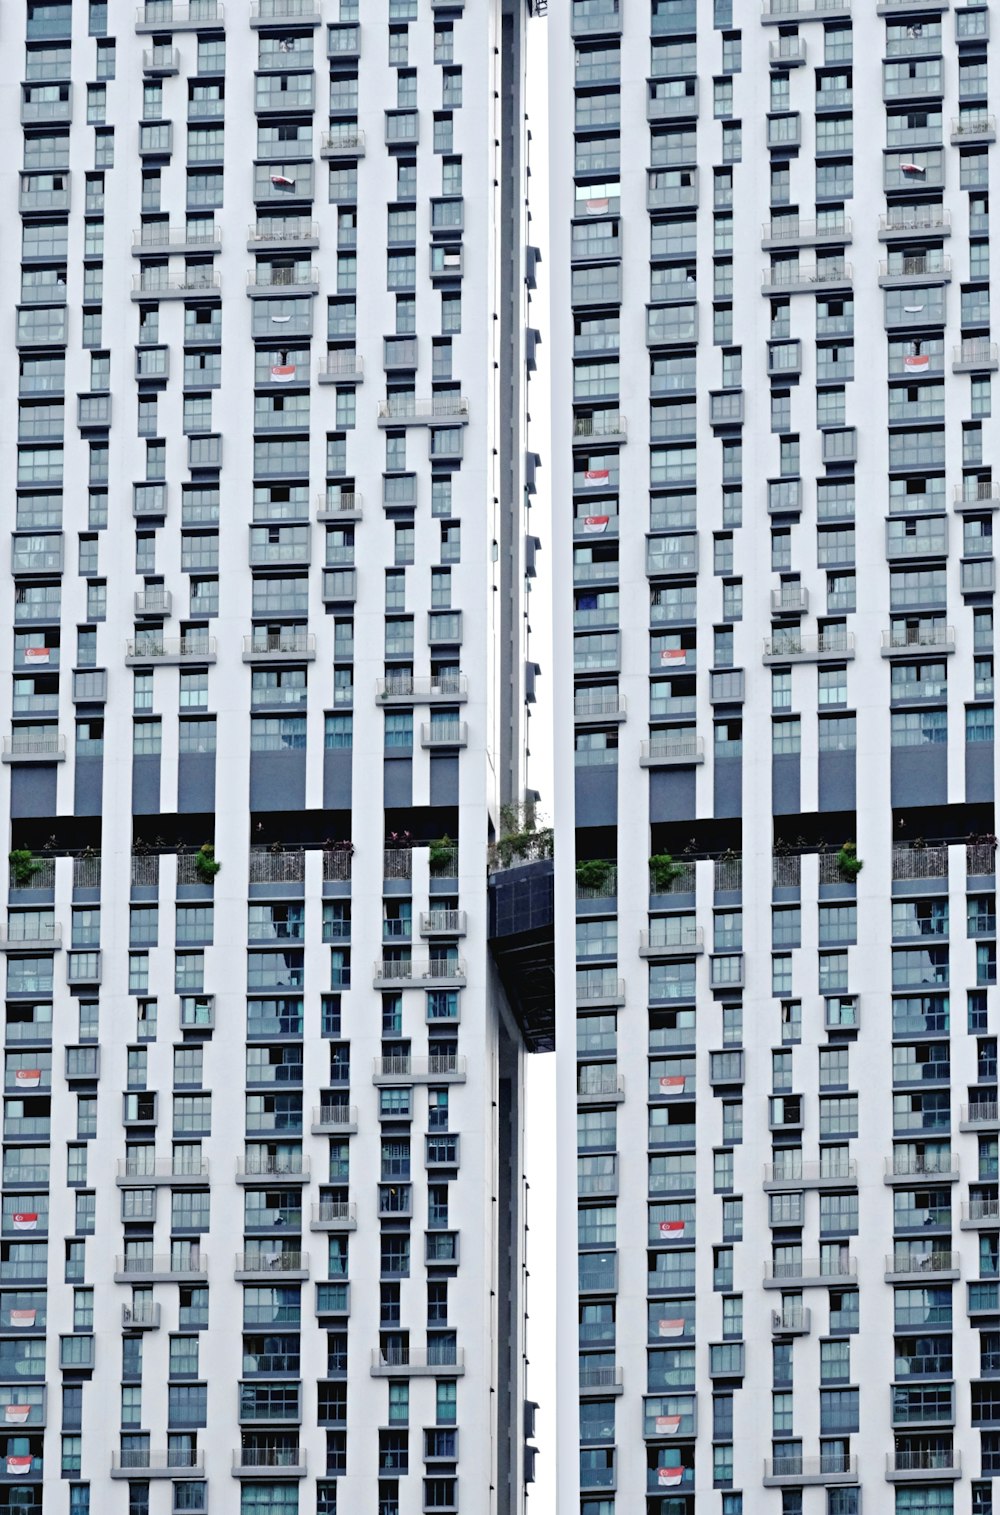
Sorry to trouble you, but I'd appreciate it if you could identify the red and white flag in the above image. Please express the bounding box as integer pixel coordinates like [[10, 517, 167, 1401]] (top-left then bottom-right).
[[900, 162, 925, 174], [582, 516, 609, 534], [11, 1215, 37, 1231], [658, 1319, 686, 1338], [585, 198, 609, 215], [659, 648, 687, 666], [6, 1457, 31, 1476], [270, 174, 295, 187], [3, 1407, 30, 1425], [22, 649, 48, 664], [658, 1467, 684, 1487], [658, 1076, 686, 1095], [9, 1311, 35, 1328], [582, 470, 609, 487], [13, 1072, 40, 1089], [270, 365, 296, 382], [904, 354, 929, 372], [655, 1414, 681, 1435], [658, 1220, 686, 1238]]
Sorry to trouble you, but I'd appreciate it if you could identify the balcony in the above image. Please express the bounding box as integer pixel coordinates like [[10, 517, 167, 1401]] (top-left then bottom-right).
[[771, 586, 809, 615], [884, 1153, 959, 1184], [769, 35, 807, 65], [246, 266, 318, 297], [317, 353, 364, 385], [373, 1054, 467, 1084], [763, 1455, 857, 1488], [2, 732, 66, 764], [879, 254, 952, 286], [885, 1250, 960, 1281], [763, 632, 855, 665], [116, 1159, 209, 1186], [376, 396, 469, 427], [419, 910, 467, 938], [886, 1450, 961, 1482], [881, 625, 955, 657], [309, 1201, 357, 1232], [763, 1160, 858, 1191], [232, 1448, 307, 1478], [247, 219, 318, 252], [250, 0, 320, 21], [320, 126, 366, 158], [880, 208, 952, 241], [420, 721, 468, 750], [961, 1101, 1000, 1132], [639, 734, 704, 767], [370, 1348, 466, 1377], [310, 1103, 358, 1135], [134, 588, 172, 618], [316, 489, 363, 524], [376, 675, 468, 705], [112, 1450, 205, 1479], [113, 1253, 208, 1283], [762, 262, 852, 296], [952, 113, 996, 143], [141, 42, 180, 72], [242, 633, 316, 663], [954, 340, 999, 373], [132, 224, 221, 256], [763, 1257, 857, 1288], [121, 1301, 161, 1330], [125, 636, 217, 667], [892, 844, 949, 881], [580, 1366, 623, 1396], [572, 413, 627, 447], [236, 1154, 310, 1183], [962, 1197, 1000, 1229], [130, 272, 221, 301], [135, 1, 224, 29], [771, 1307, 811, 1336], [234, 1251, 308, 1281]]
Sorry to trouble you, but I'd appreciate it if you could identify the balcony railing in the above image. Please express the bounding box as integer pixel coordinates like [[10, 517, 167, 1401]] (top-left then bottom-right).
[[112, 1450, 205, 1473], [2, 732, 66, 761], [892, 845, 948, 880], [377, 396, 469, 422], [249, 849, 305, 884], [968, 842, 996, 875]]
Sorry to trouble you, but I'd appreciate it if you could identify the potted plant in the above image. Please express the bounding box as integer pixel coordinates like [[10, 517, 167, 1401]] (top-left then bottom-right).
[[429, 835, 456, 874], [649, 852, 686, 892], [193, 843, 220, 884], [7, 850, 40, 887], [836, 840, 863, 881], [575, 859, 616, 893]]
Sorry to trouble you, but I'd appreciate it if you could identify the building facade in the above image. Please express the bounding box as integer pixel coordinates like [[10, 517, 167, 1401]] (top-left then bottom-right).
[[0, 0, 541, 1512], [550, 1, 998, 1513]]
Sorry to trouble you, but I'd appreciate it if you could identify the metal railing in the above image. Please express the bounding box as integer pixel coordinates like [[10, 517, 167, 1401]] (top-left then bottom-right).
[[236, 1250, 306, 1273], [113, 1450, 204, 1471], [963, 1102, 999, 1125], [882, 625, 955, 650], [764, 1159, 857, 1183], [892, 845, 948, 880], [249, 849, 305, 884], [3, 733, 65, 758], [713, 858, 742, 892], [572, 412, 626, 438], [772, 855, 801, 887], [968, 842, 996, 875], [126, 636, 216, 660], [322, 849, 352, 882], [72, 856, 101, 890], [377, 396, 469, 421], [115, 1253, 206, 1274]]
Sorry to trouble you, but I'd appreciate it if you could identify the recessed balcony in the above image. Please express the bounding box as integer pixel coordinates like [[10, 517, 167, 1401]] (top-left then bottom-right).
[[763, 632, 855, 665], [126, 636, 217, 666], [135, 2, 224, 32], [376, 396, 469, 427], [112, 1450, 204, 1479], [886, 1450, 961, 1483], [113, 1253, 208, 1283], [763, 1454, 857, 1488], [372, 1054, 467, 1084], [1, 732, 66, 764], [242, 632, 316, 663], [370, 1348, 466, 1377]]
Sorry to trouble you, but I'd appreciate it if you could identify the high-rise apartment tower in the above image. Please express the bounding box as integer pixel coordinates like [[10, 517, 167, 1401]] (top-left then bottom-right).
[[550, 1, 998, 1513], [0, 0, 544, 1512]]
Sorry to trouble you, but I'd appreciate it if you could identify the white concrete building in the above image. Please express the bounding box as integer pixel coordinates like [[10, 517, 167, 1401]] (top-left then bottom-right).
[[0, 0, 544, 1512], [549, 2, 999, 1514]]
